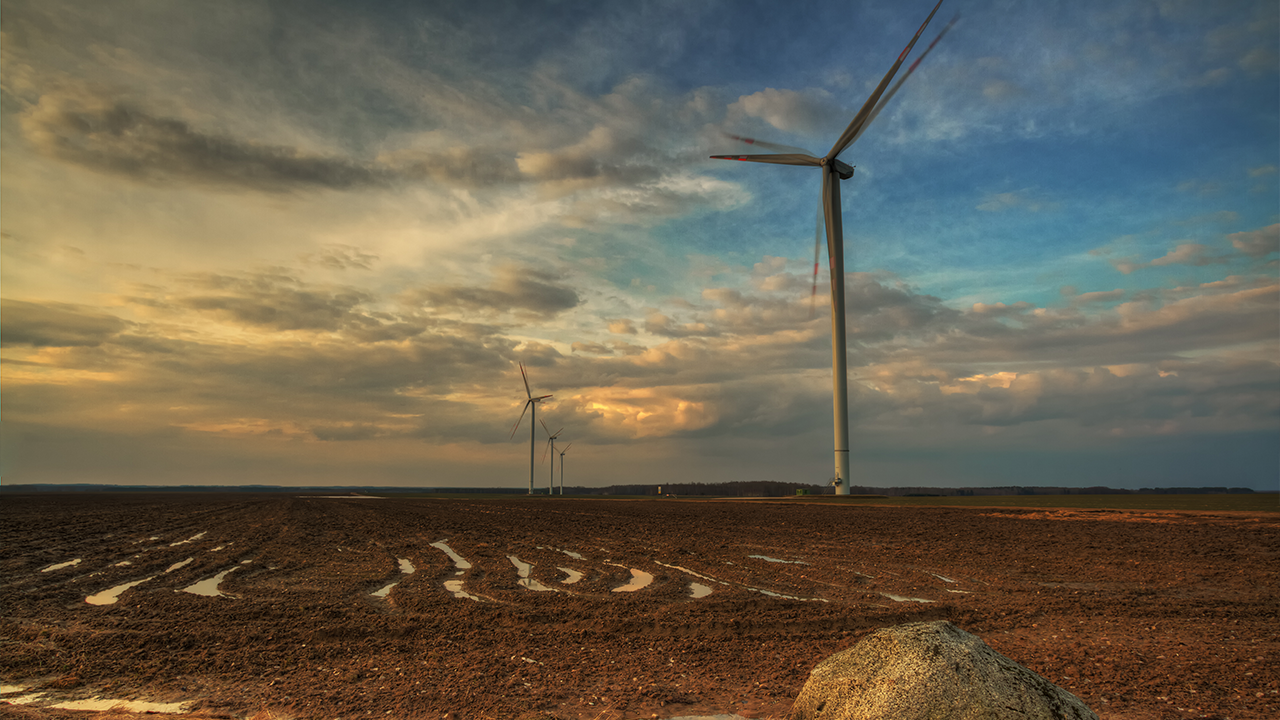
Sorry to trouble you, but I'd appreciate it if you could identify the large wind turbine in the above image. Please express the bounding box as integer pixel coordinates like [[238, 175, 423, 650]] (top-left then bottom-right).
[[540, 419, 563, 496], [557, 443, 572, 495], [711, 0, 951, 495], [510, 363, 552, 495]]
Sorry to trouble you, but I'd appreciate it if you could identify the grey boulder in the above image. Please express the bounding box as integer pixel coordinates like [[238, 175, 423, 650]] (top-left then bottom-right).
[[790, 620, 1098, 720]]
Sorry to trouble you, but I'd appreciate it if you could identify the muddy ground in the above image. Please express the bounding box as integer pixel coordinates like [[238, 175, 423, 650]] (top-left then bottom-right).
[[1, 493, 1277, 720]]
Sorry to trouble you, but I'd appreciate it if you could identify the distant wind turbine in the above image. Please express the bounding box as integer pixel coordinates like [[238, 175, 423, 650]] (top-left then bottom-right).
[[557, 443, 572, 495], [540, 419, 563, 496], [510, 363, 552, 495], [711, 1, 954, 495]]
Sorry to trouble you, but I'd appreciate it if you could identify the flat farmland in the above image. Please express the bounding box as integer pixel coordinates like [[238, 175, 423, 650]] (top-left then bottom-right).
[[1, 494, 1277, 720]]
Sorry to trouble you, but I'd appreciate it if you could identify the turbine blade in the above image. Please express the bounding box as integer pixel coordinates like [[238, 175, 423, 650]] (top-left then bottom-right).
[[553, 427, 564, 438], [510, 399, 532, 439], [520, 363, 532, 399], [848, 14, 958, 148], [709, 153, 822, 168], [561, 443, 572, 454], [542, 437, 553, 464], [827, 0, 946, 160], [721, 132, 815, 156], [540, 417, 550, 435]]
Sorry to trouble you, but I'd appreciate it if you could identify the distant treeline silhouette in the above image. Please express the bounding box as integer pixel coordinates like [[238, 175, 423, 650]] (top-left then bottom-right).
[[0, 483, 1258, 496], [573, 482, 1258, 498]]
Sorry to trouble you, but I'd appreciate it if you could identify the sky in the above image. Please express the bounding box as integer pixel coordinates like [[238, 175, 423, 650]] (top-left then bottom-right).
[[2, 0, 1277, 490]]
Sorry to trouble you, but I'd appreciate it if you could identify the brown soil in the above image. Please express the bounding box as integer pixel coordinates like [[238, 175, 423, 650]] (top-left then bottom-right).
[[1, 494, 1276, 720]]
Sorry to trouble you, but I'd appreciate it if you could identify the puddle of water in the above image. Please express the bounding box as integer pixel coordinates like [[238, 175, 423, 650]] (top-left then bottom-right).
[[881, 592, 935, 603], [41, 559, 82, 572], [182, 566, 241, 598], [167, 531, 207, 547], [1, 684, 31, 694], [946, 589, 972, 594], [210, 544, 229, 552], [443, 579, 482, 602], [371, 558, 416, 599], [748, 554, 807, 565], [557, 567, 583, 584], [690, 582, 713, 598], [752, 587, 827, 602], [611, 568, 654, 593], [113, 560, 135, 567], [430, 541, 472, 570], [655, 561, 824, 602], [51, 698, 193, 713], [538, 545, 585, 560], [508, 555, 555, 592], [931, 573, 956, 583], [5, 692, 192, 714], [86, 576, 156, 605], [165, 558, 193, 573]]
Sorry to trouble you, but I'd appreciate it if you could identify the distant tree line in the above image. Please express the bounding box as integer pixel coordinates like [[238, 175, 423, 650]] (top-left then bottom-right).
[[0, 483, 1258, 496]]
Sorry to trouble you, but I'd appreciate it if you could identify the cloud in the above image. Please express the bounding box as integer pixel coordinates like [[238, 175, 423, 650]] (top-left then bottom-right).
[[407, 266, 581, 319], [20, 92, 394, 193], [975, 189, 1057, 213], [1228, 224, 1279, 259], [726, 87, 839, 137], [1148, 242, 1228, 268], [571, 341, 613, 355], [0, 299, 128, 347], [608, 319, 638, 335], [300, 244, 379, 271]]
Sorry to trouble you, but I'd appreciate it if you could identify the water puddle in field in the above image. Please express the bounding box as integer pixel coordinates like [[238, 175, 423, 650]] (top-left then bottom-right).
[[168, 532, 206, 547], [607, 564, 654, 593], [443, 579, 483, 602], [430, 541, 472, 570], [749, 555, 807, 565], [165, 558, 193, 573], [210, 544, 231, 552], [86, 576, 156, 605], [931, 573, 956, 583], [372, 558, 416, 598], [538, 545, 585, 560], [881, 593, 935, 603], [3, 693, 192, 714], [432, 541, 482, 601], [508, 555, 555, 592], [558, 567, 583, 584], [656, 561, 825, 602], [41, 559, 81, 572], [182, 561, 250, 598], [690, 582, 713, 598]]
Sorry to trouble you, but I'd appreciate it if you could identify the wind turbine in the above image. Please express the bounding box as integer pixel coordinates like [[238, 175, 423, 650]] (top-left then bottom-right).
[[711, 1, 953, 495], [557, 443, 572, 495], [540, 419, 563, 496], [510, 363, 552, 495]]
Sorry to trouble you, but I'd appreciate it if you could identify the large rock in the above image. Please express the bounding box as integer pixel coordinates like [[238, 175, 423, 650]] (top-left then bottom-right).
[[790, 621, 1098, 720]]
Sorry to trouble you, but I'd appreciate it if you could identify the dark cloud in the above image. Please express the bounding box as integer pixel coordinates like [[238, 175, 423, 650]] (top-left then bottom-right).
[[21, 93, 393, 192], [301, 244, 379, 271], [1, 299, 128, 347], [407, 266, 580, 319]]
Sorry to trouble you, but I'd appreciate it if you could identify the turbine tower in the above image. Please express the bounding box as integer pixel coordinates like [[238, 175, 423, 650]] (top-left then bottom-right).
[[711, 0, 951, 495], [510, 363, 552, 495], [540, 419, 563, 496], [557, 443, 572, 495]]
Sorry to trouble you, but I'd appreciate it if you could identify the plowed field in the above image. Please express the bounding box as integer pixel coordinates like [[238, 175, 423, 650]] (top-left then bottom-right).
[[1, 494, 1277, 720]]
